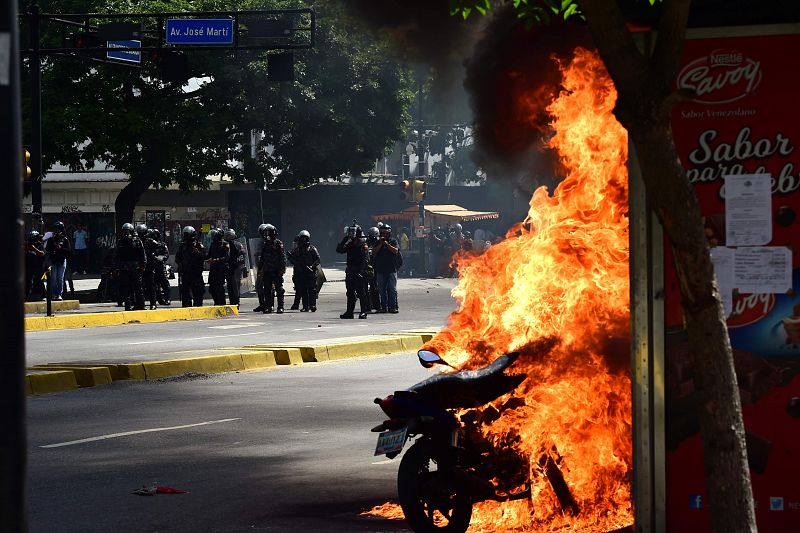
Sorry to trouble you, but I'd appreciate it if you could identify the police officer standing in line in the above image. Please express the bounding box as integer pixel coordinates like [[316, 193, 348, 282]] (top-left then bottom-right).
[[151, 229, 171, 306], [258, 223, 286, 314], [223, 229, 246, 307], [175, 226, 205, 307], [25, 230, 46, 301], [288, 230, 321, 312], [253, 223, 268, 312], [140, 226, 160, 310], [206, 228, 231, 305], [365, 226, 381, 311], [114, 223, 146, 311], [336, 221, 370, 319]]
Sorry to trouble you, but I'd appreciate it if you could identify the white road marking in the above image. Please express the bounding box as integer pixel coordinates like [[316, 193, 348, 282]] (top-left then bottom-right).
[[372, 459, 395, 465], [207, 324, 261, 330], [40, 418, 242, 448]]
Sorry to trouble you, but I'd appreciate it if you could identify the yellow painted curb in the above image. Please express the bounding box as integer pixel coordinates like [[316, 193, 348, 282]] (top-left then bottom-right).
[[143, 353, 245, 379], [27, 370, 79, 395], [25, 305, 238, 331], [242, 334, 426, 363], [32, 365, 112, 387], [25, 300, 80, 313], [240, 350, 278, 370]]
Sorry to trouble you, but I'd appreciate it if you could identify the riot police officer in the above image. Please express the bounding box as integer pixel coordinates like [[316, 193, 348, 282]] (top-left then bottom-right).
[[175, 226, 205, 307], [253, 223, 269, 312], [336, 221, 369, 319], [224, 229, 247, 307], [25, 230, 46, 301], [288, 230, 321, 312], [114, 223, 146, 310], [258, 223, 286, 314], [206, 229, 230, 305], [141, 228, 160, 309], [365, 226, 380, 311], [151, 229, 171, 305]]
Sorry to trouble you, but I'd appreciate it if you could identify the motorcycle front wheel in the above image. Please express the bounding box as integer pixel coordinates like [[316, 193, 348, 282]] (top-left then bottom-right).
[[397, 442, 473, 533]]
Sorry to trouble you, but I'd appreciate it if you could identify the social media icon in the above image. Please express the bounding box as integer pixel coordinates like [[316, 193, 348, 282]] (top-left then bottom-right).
[[690, 495, 703, 509], [770, 497, 784, 511]]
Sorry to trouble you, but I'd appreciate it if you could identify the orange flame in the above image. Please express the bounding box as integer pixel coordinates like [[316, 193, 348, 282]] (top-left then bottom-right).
[[423, 48, 633, 531]]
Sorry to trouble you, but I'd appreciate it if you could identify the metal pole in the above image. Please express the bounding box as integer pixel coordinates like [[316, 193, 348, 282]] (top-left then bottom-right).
[[29, 3, 43, 230], [416, 72, 426, 277], [0, 0, 29, 528]]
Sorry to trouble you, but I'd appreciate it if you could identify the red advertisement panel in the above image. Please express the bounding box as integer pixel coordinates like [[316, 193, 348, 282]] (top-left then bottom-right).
[[667, 33, 800, 532]]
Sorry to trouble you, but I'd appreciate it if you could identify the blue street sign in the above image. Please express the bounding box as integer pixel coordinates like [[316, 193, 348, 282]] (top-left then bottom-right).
[[166, 19, 234, 45], [106, 40, 141, 64]]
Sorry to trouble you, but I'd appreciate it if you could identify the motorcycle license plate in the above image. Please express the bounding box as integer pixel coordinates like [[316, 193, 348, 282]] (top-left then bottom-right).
[[374, 427, 408, 456]]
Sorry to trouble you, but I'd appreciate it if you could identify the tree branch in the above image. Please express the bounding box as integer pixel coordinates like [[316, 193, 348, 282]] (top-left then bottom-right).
[[577, 0, 648, 99]]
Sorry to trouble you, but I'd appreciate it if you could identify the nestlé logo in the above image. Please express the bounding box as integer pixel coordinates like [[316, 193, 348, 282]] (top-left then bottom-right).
[[677, 49, 762, 104]]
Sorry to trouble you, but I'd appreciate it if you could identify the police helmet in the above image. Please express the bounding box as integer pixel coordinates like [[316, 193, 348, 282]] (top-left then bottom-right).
[[377, 222, 385, 229], [52, 221, 65, 233], [367, 227, 379, 239], [262, 223, 277, 240], [464, 231, 472, 238], [135, 223, 148, 238], [380, 224, 392, 236], [151, 229, 162, 241], [27, 230, 40, 243], [121, 223, 135, 236], [258, 223, 268, 236], [453, 223, 463, 233], [146, 229, 156, 239], [211, 228, 223, 241], [298, 230, 310, 244], [224, 229, 236, 241], [182, 226, 196, 240]]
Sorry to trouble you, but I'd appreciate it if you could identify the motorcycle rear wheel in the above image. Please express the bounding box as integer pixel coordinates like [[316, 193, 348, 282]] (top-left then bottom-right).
[[397, 442, 473, 533]]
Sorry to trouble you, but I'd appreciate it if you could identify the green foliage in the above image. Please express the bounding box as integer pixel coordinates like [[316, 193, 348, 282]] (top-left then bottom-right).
[[449, 0, 659, 25], [23, 0, 413, 191]]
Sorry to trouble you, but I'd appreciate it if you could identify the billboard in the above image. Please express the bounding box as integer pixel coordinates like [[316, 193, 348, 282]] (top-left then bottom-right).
[[666, 32, 800, 531]]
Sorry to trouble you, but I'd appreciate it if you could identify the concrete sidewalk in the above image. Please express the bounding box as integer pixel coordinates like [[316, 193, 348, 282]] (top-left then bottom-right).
[[26, 329, 440, 395]]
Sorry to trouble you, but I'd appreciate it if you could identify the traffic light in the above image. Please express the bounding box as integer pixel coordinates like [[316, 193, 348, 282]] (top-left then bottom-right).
[[23, 149, 32, 181], [413, 179, 426, 203], [64, 31, 99, 50], [401, 179, 413, 202], [150, 50, 190, 83]]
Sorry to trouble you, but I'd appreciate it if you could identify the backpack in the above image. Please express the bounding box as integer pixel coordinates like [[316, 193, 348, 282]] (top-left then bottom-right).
[[394, 250, 403, 269]]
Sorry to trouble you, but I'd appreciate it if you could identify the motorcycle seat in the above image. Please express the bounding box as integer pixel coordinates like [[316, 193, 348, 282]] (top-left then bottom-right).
[[406, 353, 525, 409]]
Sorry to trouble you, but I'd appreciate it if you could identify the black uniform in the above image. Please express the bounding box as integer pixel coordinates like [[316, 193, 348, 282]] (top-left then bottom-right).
[[114, 234, 146, 311], [153, 240, 171, 305], [258, 239, 286, 311], [206, 238, 231, 305], [175, 239, 205, 307], [336, 236, 370, 317], [25, 237, 46, 300], [142, 236, 160, 309], [226, 239, 246, 306], [366, 235, 380, 311], [288, 243, 320, 311]]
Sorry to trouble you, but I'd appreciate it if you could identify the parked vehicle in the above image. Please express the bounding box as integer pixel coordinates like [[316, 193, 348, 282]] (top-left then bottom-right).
[[372, 349, 535, 532]]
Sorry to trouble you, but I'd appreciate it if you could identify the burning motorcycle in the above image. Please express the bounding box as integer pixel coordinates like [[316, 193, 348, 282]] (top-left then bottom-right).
[[372, 349, 572, 532]]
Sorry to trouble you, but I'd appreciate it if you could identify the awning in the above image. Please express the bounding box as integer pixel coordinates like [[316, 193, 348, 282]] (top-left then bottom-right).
[[373, 204, 499, 224]]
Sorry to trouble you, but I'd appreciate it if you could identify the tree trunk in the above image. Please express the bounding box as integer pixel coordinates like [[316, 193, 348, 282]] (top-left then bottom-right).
[[578, 0, 757, 530], [631, 119, 756, 533], [114, 173, 155, 231]]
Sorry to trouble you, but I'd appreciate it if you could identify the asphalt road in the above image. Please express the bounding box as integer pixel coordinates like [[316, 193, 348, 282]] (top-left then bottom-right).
[[27, 352, 432, 533], [25, 277, 457, 366]]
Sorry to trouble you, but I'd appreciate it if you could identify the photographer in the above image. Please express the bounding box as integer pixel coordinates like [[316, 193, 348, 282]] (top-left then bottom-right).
[[372, 224, 401, 314], [44, 221, 71, 301]]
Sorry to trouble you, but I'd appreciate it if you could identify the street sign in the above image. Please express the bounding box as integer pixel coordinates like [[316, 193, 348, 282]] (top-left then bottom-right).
[[106, 40, 141, 64], [166, 19, 234, 45]]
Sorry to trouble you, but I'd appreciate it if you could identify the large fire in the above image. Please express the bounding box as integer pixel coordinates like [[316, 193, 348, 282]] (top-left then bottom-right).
[[365, 48, 632, 530]]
